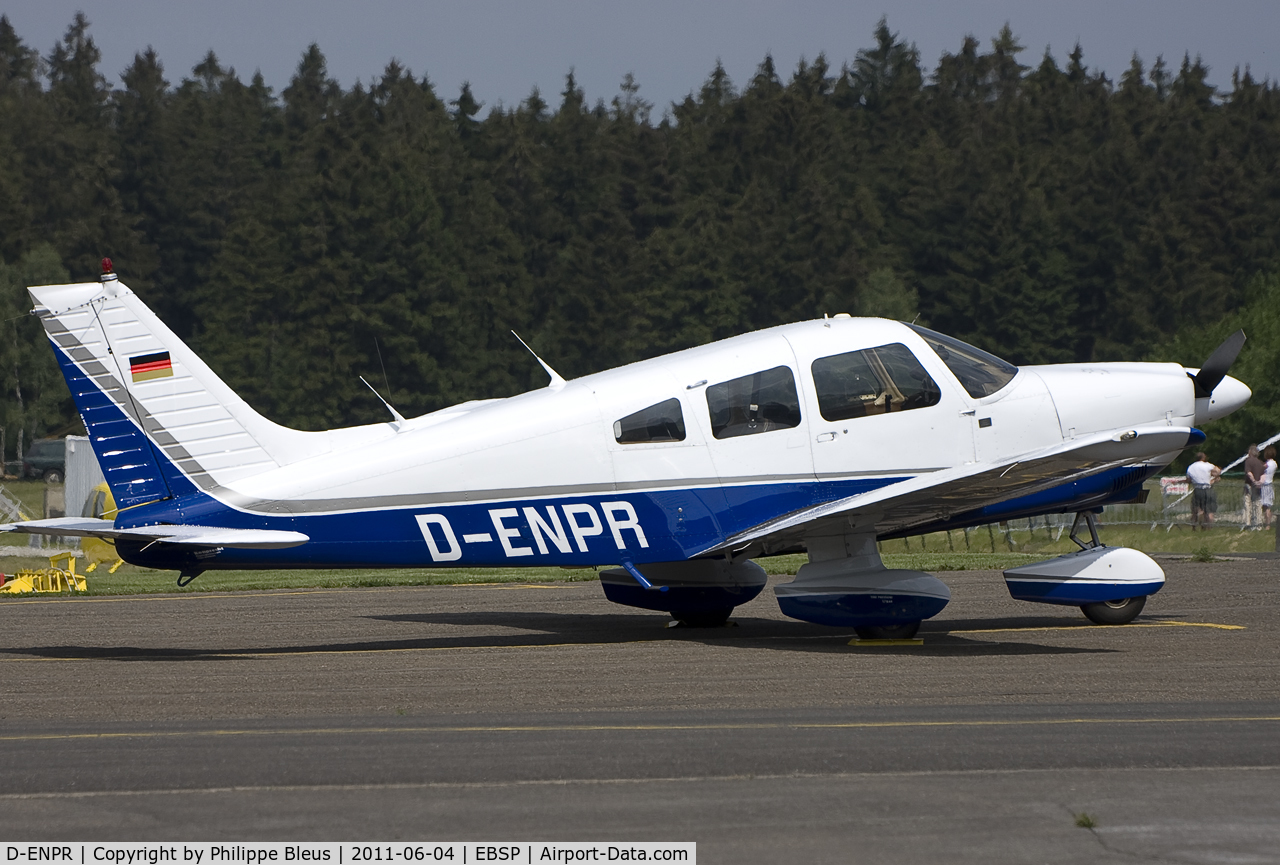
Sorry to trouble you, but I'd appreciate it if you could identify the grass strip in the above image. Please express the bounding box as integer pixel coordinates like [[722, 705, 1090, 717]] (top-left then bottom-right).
[[0, 522, 1266, 598]]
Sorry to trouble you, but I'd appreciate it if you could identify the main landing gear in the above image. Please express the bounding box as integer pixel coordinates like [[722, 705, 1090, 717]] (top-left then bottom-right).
[[669, 608, 734, 628], [598, 559, 767, 627], [774, 532, 951, 634], [1002, 510, 1165, 626], [853, 621, 922, 640]]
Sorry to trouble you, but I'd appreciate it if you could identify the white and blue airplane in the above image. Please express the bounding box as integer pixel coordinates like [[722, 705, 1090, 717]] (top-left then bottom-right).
[[2, 264, 1251, 637]]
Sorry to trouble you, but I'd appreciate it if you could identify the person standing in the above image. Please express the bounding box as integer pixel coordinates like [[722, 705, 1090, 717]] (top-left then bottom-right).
[[1187, 452, 1221, 530], [1262, 446, 1277, 531], [1245, 444, 1266, 529]]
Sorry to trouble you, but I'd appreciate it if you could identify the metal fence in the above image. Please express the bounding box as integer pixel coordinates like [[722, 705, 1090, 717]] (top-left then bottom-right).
[[896, 472, 1273, 555], [1104, 472, 1269, 530], [951, 472, 1269, 550]]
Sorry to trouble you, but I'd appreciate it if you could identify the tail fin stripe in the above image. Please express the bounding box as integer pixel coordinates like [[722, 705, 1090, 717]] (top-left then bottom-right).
[[50, 339, 173, 508]]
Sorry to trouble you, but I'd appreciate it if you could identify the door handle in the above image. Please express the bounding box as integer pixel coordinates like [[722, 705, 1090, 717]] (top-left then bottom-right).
[[816, 432, 838, 443]]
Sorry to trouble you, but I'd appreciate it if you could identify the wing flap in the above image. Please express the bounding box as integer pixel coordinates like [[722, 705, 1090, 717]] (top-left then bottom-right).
[[700, 425, 1197, 555], [0, 518, 309, 549]]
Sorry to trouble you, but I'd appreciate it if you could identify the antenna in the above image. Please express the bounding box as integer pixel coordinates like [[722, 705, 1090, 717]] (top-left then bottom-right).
[[511, 331, 567, 388], [359, 376, 406, 428], [374, 336, 391, 395]]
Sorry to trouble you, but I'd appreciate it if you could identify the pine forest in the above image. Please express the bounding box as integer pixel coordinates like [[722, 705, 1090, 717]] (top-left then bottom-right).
[[3, 15, 1280, 463]]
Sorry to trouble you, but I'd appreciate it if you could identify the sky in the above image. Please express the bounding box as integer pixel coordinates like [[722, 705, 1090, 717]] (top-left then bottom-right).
[[3, 1, 1277, 114]]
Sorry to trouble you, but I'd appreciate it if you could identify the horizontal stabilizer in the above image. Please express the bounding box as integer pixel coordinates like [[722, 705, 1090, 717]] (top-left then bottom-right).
[[0, 518, 309, 549]]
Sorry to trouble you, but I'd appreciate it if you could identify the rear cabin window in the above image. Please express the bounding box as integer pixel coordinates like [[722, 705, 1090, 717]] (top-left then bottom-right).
[[614, 398, 686, 444], [706, 366, 802, 439], [812, 343, 942, 421], [907, 324, 1018, 399]]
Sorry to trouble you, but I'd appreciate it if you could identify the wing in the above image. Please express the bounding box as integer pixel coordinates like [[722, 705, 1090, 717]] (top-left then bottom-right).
[[0, 518, 309, 549], [699, 424, 1198, 556]]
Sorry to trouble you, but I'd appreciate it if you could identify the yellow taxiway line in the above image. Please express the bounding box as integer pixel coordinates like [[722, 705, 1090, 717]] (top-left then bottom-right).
[[1, 714, 1279, 744], [0, 583, 569, 605], [956, 620, 1245, 634]]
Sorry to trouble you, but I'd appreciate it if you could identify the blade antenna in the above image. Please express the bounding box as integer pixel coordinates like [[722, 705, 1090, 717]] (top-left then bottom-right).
[[375, 336, 391, 395], [359, 376, 406, 427], [512, 331, 567, 388]]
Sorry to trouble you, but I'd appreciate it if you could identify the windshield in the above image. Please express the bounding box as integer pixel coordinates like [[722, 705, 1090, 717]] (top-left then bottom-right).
[[906, 324, 1018, 399]]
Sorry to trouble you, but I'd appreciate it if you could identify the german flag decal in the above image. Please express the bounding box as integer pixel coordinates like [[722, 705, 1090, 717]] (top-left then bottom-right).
[[130, 351, 173, 383]]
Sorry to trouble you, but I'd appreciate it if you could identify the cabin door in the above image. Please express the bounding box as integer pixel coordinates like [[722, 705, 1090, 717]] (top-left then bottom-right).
[[784, 326, 975, 491]]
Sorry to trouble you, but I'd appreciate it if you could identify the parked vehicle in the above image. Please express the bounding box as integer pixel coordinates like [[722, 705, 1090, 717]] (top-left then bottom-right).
[[22, 438, 65, 483]]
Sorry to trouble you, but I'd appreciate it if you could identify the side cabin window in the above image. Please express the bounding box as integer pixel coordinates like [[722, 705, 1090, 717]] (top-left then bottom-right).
[[907, 323, 1018, 399], [812, 343, 941, 421], [706, 366, 802, 439], [614, 397, 686, 444]]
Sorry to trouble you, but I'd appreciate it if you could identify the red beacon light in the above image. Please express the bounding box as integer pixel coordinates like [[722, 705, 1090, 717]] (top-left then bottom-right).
[[100, 257, 117, 283]]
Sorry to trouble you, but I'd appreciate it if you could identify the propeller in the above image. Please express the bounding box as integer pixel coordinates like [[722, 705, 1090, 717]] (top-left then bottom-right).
[[1191, 329, 1246, 399]]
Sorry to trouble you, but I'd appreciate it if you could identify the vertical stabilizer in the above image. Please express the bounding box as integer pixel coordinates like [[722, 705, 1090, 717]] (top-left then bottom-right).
[[30, 274, 305, 508]]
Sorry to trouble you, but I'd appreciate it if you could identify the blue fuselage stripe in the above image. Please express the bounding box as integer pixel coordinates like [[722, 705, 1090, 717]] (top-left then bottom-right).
[[123, 479, 902, 569]]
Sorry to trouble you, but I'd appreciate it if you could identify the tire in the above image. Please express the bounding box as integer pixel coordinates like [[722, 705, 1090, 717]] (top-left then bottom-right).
[[854, 621, 921, 640], [670, 608, 733, 628], [1081, 595, 1147, 625], [43, 469, 63, 484]]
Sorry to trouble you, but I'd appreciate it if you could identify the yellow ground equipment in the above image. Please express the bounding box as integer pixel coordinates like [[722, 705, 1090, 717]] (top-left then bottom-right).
[[80, 482, 124, 573], [0, 551, 87, 594]]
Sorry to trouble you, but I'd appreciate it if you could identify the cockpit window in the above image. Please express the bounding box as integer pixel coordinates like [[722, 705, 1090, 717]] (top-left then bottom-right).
[[706, 366, 802, 439], [812, 343, 941, 421], [907, 324, 1018, 399], [614, 398, 686, 444]]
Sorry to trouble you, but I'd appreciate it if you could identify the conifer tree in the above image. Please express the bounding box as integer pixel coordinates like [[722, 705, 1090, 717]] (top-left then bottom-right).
[[2, 13, 1280, 435], [0, 245, 72, 459], [37, 14, 142, 280]]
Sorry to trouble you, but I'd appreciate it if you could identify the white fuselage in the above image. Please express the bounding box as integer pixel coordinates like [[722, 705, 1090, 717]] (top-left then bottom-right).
[[225, 318, 1204, 513]]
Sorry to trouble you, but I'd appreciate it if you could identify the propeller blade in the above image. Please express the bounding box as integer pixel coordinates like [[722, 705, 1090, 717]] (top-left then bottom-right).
[[1192, 329, 1246, 399]]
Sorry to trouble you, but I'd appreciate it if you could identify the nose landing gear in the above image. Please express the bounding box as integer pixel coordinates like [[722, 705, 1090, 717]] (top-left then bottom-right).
[[1081, 595, 1148, 625], [1002, 510, 1164, 626], [1070, 511, 1149, 625]]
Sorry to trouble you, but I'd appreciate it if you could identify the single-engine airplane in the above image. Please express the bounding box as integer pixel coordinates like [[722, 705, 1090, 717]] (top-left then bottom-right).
[[2, 263, 1251, 637]]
